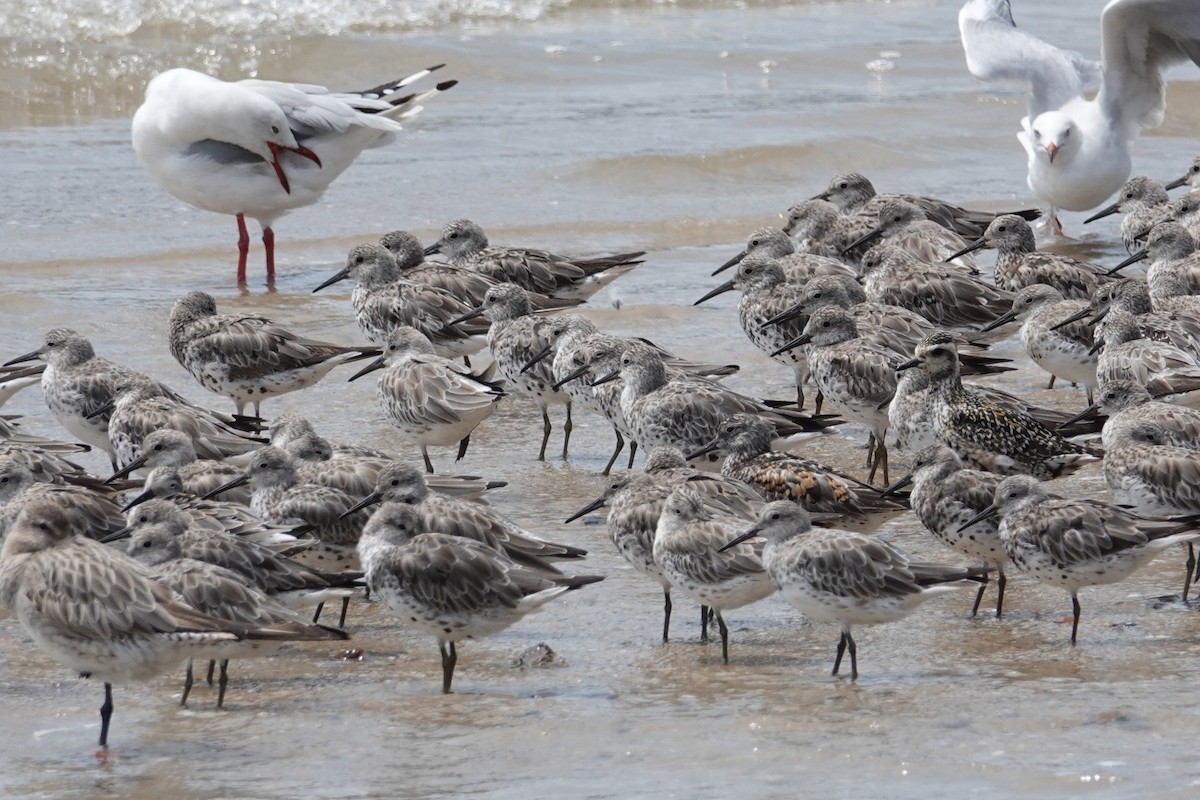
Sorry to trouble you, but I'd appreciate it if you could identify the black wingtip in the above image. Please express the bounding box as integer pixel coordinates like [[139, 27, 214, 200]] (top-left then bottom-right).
[[436, 80, 458, 92]]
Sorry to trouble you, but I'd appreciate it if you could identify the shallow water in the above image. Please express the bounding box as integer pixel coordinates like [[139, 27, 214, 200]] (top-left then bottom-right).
[[3, 1, 1200, 798]]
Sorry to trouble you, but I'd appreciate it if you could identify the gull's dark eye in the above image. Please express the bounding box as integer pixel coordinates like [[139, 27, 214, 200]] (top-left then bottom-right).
[[271, 125, 280, 134]]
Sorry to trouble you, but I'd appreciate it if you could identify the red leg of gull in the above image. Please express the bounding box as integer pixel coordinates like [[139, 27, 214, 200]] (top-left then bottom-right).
[[236, 213, 250, 285], [263, 226, 276, 285]]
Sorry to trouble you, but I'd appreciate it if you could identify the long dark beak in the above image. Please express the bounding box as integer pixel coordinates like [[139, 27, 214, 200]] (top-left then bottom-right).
[[313, 267, 350, 293], [590, 371, 619, 387], [3, 349, 43, 367], [120, 489, 156, 513], [423, 241, 444, 256], [1059, 402, 1099, 429], [200, 474, 250, 500], [448, 306, 485, 326], [553, 363, 592, 391], [880, 473, 913, 498], [810, 189, 831, 201], [1088, 307, 1109, 327], [1049, 306, 1092, 331], [770, 332, 811, 357], [1106, 249, 1147, 275], [718, 524, 761, 553], [957, 504, 998, 533], [1087, 338, 1105, 356], [762, 302, 806, 328], [876, 390, 896, 412], [347, 356, 385, 382], [977, 308, 1018, 333], [842, 227, 882, 254], [85, 399, 116, 421], [1166, 174, 1189, 191], [713, 250, 746, 276], [106, 454, 147, 484], [100, 524, 134, 544], [946, 237, 989, 262], [1083, 202, 1120, 224], [520, 343, 554, 374], [340, 490, 383, 519], [564, 495, 607, 524], [896, 357, 920, 371], [694, 280, 736, 305], [684, 439, 721, 461]]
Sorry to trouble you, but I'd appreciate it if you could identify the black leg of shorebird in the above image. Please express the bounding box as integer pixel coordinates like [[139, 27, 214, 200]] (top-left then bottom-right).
[[627, 440, 638, 469], [1181, 545, 1197, 603], [995, 568, 1007, 619], [661, 590, 672, 644], [216, 660, 230, 708], [1070, 595, 1082, 645], [456, 435, 471, 464], [1086, 387, 1094, 405], [439, 641, 458, 694], [846, 633, 858, 680], [1046, 376, 1056, 390], [602, 428, 625, 476], [700, 605, 709, 643], [538, 407, 552, 462], [338, 596, 350, 628], [561, 405, 573, 460], [970, 572, 990, 617], [206, 659, 216, 686], [716, 612, 730, 664], [865, 435, 876, 474], [422, 446, 434, 474], [795, 384, 805, 411], [312, 602, 326, 623], [181, 659, 195, 706], [98, 683, 114, 748], [814, 391, 825, 415], [832, 630, 848, 676]]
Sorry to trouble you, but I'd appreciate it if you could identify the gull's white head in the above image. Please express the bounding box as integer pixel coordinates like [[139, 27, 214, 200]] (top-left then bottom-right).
[[1028, 110, 1075, 165]]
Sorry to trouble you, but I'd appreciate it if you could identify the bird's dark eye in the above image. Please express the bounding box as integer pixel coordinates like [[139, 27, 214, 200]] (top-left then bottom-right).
[[142, 540, 153, 548], [0, 477, 7, 484], [271, 125, 280, 134], [821, 321, 830, 328], [448, 232, 459, 239], [355, 255, 365, 264], [839, 182, 848, 189], [997, 225, 1006, 232], [36, 522, 48, 531], [812, 291, 822, 299], [769, 513, 779, 520], [390, 479, 400, 487], [153, 444, 162, 451]]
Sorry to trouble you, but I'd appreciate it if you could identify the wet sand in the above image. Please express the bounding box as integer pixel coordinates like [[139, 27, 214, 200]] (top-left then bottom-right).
[[4, 1, 1200, 797]]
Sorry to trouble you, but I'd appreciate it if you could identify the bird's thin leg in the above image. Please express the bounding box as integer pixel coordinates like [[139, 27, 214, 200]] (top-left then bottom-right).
[[440, 641, 457, 694], [995, 566, 1007, 619], [627, 440, 638, 469], [263, 226, 276, 287], [98, 683, 114, 748], [422, 446, 435, 474], [716, 611, 730, 664], [1070, 594, 1081, 645], [814, 390, 825, 415], [865, 434, 877, 475], [603, 428, 625, 476], [1045, 375, 1057, 390], [538, 406, 552, 461], [833, 631, 847, 676], [700, 604, 709, 643], [662, 588, 672, 644], [456, 435, 470, 464], [216, 660, 230, 708], [312, 602, 325, 623], [846, 631, 858, 680], [206, 660, 215, 686], [180, 659, 194, 707], [561, 403, 573, 460], [879, 442, 889, 485], [970, 572, 989, 617], [795, 383, 805, 411], [236, 213, 250, 286], [1086, 386, 1094, 406], [1184, 544, 1196, 603], [338, 595, 350, 628]]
